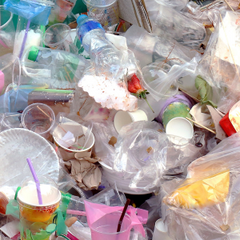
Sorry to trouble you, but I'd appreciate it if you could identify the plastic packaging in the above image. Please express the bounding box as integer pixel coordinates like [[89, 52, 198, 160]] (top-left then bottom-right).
[[13, 16, 43, 58], [0, 6, 15, 56], [162, 132, 240, 240], [4, 0, 53, 26], [44, 23, 78, 53], [77, 15, 123, 78], [147, 0, 206, 49], [154, 0, 188, 11], [124, 25, 197, 69], [82, 0, 119, 29], [0, 128, 59, 191], [24, 46, 88, 89], [49, 0, 77, 26]]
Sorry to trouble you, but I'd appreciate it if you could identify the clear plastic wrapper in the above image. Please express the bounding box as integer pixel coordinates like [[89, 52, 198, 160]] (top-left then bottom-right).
[[146, 0, 206, 50], [198, 11, 240, 96], [155, 0, 188, 11], [124, 25, 197, 69], [162, 132, 240, 240]]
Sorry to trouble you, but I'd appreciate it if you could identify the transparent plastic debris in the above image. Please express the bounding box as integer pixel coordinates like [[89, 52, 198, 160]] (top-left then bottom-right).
[[0, 128, 59, 192], [198, 11, 240, 96], [124, 25, 197, 68], [162, 132, 240, 240], [22, 47, 88, 89], [147, 0, 206, 50], [155, 0, 188, 11], [4, 0, 53, 26]]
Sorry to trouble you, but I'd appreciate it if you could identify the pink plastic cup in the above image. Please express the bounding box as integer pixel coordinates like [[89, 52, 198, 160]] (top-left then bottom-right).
[[90, 212, 132, 240]]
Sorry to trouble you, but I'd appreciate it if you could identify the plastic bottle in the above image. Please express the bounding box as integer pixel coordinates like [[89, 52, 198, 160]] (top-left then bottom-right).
[[76, 15, 122, 78], [26, 46, 87, 88]]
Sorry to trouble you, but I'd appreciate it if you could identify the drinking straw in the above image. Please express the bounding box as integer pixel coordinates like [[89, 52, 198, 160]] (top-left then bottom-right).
[[186, 117, 216, 134], [19, 19, 31, 60], [117, 199, 131, 233], [66, 209, 87, 216], [26, 158, 43, 205]]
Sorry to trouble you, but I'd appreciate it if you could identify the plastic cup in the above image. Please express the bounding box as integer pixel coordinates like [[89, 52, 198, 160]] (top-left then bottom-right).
[[48, 0, 76, 26], [153, 219, 172, 240], [21, 103, 55, 139], [52, 117, 95, 161], [166, 117, 194, 146], [90, 212, 132, 240], [114, 110, 148, 134], [83, 0, 119, 29], [18, 183, 61, 240], [0, 6, 15, 56], [44, 23, 77, 53]]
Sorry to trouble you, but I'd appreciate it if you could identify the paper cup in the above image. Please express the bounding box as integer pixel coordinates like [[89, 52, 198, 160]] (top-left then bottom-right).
[[114, 110, 148, 134], [18, 184, 61, 240], [153, 219, 172, 240], [166, 117, 194, 146], [53, 118, 95, 161]]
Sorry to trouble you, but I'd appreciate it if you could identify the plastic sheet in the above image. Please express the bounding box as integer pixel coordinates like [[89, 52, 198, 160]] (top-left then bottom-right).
[[155, 0, 188, 11], [147, 0, 206, 50], [162, 132, 240, 240], [4, 0, 52, 26]]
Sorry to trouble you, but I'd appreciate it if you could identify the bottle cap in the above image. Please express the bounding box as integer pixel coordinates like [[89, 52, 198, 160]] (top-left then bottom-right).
[[77, 14, 88, 26], [28, 46, 39, 62]]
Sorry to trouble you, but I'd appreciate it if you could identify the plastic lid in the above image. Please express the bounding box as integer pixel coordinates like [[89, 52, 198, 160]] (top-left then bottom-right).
[[28, 46, 39, 62], [77, 14, 89, 26], [83, 0, 117, 8]]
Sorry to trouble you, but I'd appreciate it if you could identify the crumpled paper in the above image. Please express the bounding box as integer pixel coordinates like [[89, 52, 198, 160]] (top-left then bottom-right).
[[64, 158, 101, 191]]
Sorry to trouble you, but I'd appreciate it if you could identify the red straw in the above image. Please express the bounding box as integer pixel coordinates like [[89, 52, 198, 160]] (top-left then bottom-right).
[[117, 199, 131, 233]]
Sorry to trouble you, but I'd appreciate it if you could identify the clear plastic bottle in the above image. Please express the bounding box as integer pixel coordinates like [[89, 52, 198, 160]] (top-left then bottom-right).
[[77, 15, 122, 78], [26, 46, 87, 88]]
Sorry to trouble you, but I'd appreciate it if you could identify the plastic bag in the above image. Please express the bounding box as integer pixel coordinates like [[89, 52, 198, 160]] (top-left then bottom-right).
[[198, 11, 240, 96], [155, 0, 188, 11], [124, 25, 196, 69], [146, 0, 206, 50], [4, 0, 52, 26], [162, 132, 240, 240]]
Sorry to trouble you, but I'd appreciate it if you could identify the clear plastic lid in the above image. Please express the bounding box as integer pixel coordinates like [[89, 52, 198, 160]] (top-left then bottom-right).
[[18, 176, 61, 206]]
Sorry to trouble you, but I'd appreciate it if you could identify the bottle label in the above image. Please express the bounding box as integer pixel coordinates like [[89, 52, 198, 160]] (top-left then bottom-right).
[[79, 21, 103, 42]]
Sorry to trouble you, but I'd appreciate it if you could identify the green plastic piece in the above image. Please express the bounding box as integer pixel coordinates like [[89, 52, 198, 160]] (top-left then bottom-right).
[[28, 46, 39, 62]]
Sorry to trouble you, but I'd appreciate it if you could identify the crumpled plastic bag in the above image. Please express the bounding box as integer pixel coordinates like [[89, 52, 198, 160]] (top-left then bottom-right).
[[162, 132, 240, 240]]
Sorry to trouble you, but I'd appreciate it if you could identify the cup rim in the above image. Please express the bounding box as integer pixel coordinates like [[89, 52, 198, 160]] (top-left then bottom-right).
[[83, 0, 117, 8], [17, 185, 61, 207], [21, 103, 56, 136], [53, 123, 95, 153], [44, 23, 71, 48], [0, 6, 13, 30]]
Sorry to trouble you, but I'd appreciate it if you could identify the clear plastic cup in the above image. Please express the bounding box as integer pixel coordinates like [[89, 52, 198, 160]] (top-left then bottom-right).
[[21, 103, 55, 139], [0, 6, 15, 56], [48, 0, 76, 26], [83, 0, 119, 29], [90, 212, 132, 240], [44, 23, 77, 53]]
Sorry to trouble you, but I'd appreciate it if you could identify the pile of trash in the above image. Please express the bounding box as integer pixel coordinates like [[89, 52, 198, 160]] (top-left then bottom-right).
[[1, 0, 240, 239]]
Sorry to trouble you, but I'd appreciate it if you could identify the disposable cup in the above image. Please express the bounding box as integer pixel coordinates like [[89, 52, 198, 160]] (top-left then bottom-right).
[[44, 23, 77, 52], [153, 219, 172, 240], [166, 117, 194, 146], [18, 184, 61, 240], [52, 117, 95, 161], [114, 110, 148, 134], [48, 0, 76, 25], [0, 6, 15, 56], [83, 0, 119, 29], [21, 103, 55, 139], [90, 212, 132, 240]]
